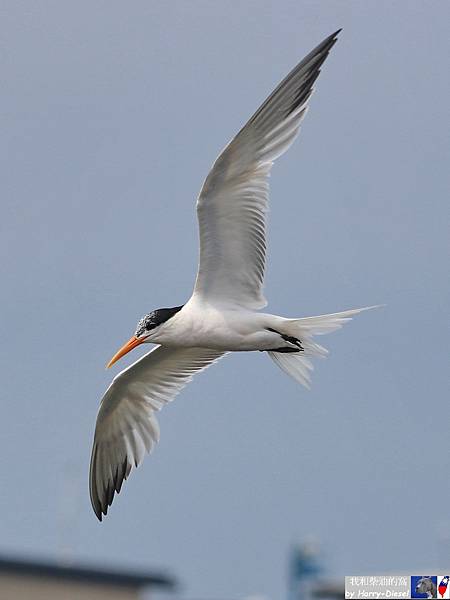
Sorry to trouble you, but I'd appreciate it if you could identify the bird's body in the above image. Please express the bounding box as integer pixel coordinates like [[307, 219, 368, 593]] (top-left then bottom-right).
[[89, 29, 379, 520], [144, 301, 296, 352]]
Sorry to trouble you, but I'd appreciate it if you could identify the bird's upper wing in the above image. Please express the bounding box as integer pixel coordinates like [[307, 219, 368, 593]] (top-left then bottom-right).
[[193, 30, 340, 310], [89, 345, 225, 520]]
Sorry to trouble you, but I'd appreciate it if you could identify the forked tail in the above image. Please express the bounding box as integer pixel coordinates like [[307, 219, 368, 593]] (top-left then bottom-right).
[[268, 306, 380, 389]]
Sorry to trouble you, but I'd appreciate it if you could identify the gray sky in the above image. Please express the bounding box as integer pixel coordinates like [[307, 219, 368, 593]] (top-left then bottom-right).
[[1, 1, 449, 598]]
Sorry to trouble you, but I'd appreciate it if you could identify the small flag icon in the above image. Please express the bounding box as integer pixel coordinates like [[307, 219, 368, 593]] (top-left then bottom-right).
[[438, 576, 450, 599]]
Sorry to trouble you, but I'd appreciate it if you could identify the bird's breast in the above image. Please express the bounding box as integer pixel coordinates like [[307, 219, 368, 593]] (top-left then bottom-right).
[[152, 303, 277, 351]]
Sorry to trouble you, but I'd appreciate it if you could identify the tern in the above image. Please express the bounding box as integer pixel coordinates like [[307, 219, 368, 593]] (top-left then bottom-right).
[[90, 29, 377, 520]]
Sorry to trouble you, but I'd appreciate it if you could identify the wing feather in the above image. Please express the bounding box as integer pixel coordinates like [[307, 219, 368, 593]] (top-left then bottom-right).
[[89, 345, 225, 520], [193, 30, 341, 309]]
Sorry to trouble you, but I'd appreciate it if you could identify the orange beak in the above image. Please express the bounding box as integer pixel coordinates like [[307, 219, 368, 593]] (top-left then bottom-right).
[[106, 335, 146, 369]]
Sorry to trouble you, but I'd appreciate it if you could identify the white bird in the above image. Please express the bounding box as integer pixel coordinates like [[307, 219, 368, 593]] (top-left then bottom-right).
[[90, 29, 378, 520]]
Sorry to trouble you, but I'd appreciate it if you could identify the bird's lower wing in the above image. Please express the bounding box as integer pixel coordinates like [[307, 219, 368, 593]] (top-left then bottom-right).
[[193, 30, 341, 310], [89, 345, 225, 520]]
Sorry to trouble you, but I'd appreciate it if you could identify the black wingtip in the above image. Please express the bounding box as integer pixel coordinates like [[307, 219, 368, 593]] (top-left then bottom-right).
[[328, 28, 342, 39], [92, 502, 103, 522], [325, 29, 342, 46]]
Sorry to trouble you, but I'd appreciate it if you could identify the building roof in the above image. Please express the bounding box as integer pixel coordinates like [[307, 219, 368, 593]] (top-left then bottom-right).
[[0, 555, 175, 590], [311, 580, 344, 598]]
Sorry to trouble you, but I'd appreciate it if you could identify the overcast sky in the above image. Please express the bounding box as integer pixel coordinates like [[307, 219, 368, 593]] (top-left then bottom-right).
[[1, 1, 449, 599]]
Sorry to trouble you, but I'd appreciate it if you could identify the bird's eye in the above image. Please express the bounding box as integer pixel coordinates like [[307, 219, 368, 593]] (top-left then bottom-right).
[[146, 323, 157, 331]]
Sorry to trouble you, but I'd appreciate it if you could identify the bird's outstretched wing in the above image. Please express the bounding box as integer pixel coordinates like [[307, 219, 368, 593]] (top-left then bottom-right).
[[89, 345, 225, 520], [193, 30, 341, 310]]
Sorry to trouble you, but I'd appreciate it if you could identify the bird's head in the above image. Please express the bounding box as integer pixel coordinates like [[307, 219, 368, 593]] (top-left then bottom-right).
[[106, 305, 184, 368]]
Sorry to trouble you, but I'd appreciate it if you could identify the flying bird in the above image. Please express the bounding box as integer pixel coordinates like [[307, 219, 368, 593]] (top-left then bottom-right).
[[90, 29, 377, 520]]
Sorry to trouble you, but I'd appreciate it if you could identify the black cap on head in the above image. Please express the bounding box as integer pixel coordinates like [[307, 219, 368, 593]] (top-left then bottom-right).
[[135, 305, 184, 336]]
